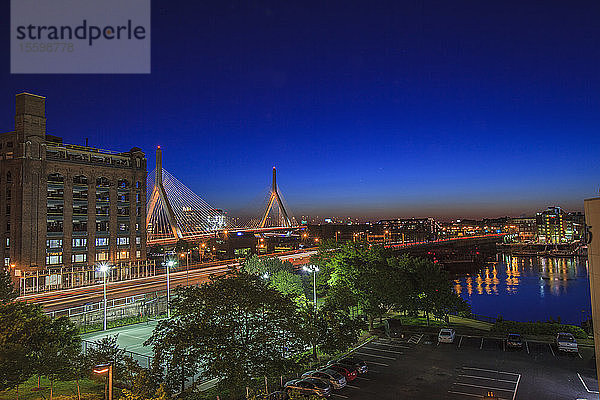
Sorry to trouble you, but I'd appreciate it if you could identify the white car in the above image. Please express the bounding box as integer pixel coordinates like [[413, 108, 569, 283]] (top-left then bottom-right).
[[556, 332, 578, 353], [438, 328, 456, 343]]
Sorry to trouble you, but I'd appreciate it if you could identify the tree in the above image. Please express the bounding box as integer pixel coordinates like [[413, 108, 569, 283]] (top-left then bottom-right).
[[84, 335, 138, 386], [37, 317, 82, 400], [0, 302, 49, 392], [268, 270, 305, 300], [390, 256, 470, 324], [174, 239, 191, 254], [242, 255, 293, 276], [0, 267, 17, 303], [146, 271, 306, 397]]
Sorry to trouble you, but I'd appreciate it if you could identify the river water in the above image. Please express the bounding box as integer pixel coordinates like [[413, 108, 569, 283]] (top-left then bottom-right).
[[453, 253, 591, 325]]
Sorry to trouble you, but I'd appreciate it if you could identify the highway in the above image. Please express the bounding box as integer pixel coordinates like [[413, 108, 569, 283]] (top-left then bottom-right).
[[18, 249, 317, 312]]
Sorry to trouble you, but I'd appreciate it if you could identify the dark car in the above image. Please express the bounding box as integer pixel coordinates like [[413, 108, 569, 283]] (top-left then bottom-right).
[[285, 378, 331, 398], [302, 369, 347, 389], [506, 333, 523, 349], [337, 356, 368, 374], [325, 363, 358, 382]]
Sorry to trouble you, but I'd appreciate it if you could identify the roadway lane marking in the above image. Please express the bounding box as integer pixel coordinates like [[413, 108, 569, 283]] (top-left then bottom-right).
[[578, 352, 583, 359], [346, 385, 360, 389], [525, 340, 530, 354], [360, 361, 388, 367], [548, 343, 556, 357], [503, 339, 506, 352], [458, 375, 518, 384], [448, 390, 509, 400], [480, 337, 484, 350], [577, 373, 600, 394], [462, 367, 520, 377], [331, 394, 348, 398], [361, 346, 403, 355], [355, 351, 396, 360], [458, 335, 464, 348]]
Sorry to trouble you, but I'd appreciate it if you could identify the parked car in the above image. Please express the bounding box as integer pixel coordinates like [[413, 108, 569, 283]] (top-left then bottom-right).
[[302, 369, 347, 389], [325, 363, 358, 382], [506, 333, 523, 349], [284, 379, 331, 398], [438, 328, 456, 343], [556, 332, 578, 353], [337, 356, 368, 374]]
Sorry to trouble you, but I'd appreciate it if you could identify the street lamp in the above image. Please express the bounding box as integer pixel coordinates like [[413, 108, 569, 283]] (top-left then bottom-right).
[[93, 363, 113, 400], [97, 263, 111, 331], [302, 265, 320, 312], [166, 259, 175, 318]]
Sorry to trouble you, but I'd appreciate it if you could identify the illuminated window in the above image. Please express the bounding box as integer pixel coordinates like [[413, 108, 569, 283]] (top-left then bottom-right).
[[46, 254, 62, 265], [95, 252, 109, 261], [71, 253, 87, 263], [95, 237, 109, 246], [117, 237, 129, 246]]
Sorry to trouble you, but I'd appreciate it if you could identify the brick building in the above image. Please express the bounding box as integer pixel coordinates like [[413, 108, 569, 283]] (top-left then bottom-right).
[[0, 93, 147, 280]]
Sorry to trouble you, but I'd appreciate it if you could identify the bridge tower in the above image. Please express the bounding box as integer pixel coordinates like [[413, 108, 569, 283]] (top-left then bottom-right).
[[146, 146, 183, 239], [259, 167, 292, 228]]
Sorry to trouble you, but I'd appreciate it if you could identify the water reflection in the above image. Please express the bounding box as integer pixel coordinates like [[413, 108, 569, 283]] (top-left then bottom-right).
[[453, 253, 591, 323]]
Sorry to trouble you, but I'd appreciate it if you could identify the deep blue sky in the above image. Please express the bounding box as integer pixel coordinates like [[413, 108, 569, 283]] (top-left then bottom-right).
[[1, 1, 599, 220]]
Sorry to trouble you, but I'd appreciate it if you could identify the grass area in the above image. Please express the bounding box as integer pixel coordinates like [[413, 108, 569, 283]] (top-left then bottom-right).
[[0, 376, 104, 400]]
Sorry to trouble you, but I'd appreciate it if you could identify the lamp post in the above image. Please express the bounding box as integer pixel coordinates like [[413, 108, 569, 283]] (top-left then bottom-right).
[[180, 252, 189, 286], [93, 363, 112, 400], [166, 259, 175, 318], [98, 263, 111, 331], [302, 265, 319, 312]]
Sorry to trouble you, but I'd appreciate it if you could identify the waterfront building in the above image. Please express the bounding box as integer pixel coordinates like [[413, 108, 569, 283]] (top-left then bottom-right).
[[508, 217, 536, 242], [378, 218, 438, 243], [0, 93, 148, 280], [536, 206, 584, 243]]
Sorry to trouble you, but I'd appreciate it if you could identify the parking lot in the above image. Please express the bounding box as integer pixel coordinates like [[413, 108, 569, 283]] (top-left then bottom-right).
[[325, 333, 599, 400]]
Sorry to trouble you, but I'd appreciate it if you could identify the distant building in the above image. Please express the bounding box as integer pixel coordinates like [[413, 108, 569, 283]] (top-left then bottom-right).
[[0, 93, 147, 276], [509, 217, 536, 242], [379, 218, 438, 243], [535, 206, 584, 243]]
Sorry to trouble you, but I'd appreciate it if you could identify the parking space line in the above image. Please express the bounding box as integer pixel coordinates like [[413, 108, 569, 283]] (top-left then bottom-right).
[[458, 335, 464, 348], [480, 337, 484, 350], [448, 390, 509, 400], [577, 373, 600, 394], [458, 374, 518, 384], [355, 351, 396, 360], [454, 382, 515, 392], [462, 367, 520, 376], [346, 385, 360, 389], [370, 342, 411, 349], [548, 343, 556, 357], [512, 374, 521, 400], [525, 340, 530, 354], [364, 361, 388, 367], [578, 352, 583, 359], [332, 394, 348, 398], [362, 346, 403, 354]]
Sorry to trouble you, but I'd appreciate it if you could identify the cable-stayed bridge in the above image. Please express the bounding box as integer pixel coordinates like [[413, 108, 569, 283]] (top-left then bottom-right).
[[146, 147, 299, 245]]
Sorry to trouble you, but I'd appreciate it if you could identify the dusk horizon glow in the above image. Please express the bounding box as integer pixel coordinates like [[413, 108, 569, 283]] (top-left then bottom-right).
[[1, 1, 598, 220]]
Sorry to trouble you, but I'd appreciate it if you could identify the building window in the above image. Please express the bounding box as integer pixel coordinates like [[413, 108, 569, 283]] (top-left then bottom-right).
[[136, 250, 141, 259], [71, 253, 87, 263], [117, 206, 129, 216], [6, 172, 11, 183], [47, 173, 64, 183], [6, 222, 10, 232], [95, 237, 109, 247], [118, 222, 129, 232], [96, 177, 110, 187], [136, 180, 141, 189], [72, 238, 87, 248], [47, 220, 63, 233], [6, 141, 12, 148], [96, 252, 109, 261], [5, 238, 9, 248], [4, 257, 10, 266], [118, 193, 130, 202], [136, 207, 141, 217], [117, 237, 129, 246], [73, 220, 87, 232], [46, 254, 62, 265], [73, 175, 88, 185], [5, 204, 9, 215], [135, 236, 141, 245], [135, 193, 141, 203], [96, 221, 109, 232], [96, 191, 109, 202], [117, 250, 129, 260], [6, 187, 11, 200], [47, 239, 63, 248], [118, 179, 129, 189]]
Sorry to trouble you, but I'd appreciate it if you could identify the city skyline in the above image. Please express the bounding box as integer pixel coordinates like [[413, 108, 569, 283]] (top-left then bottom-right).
[[1, 1, 598, 219]]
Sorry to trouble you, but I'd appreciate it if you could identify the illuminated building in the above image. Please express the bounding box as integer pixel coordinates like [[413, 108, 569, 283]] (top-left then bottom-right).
[[536, 206, 584, 243], [0, 93, 147, 277]]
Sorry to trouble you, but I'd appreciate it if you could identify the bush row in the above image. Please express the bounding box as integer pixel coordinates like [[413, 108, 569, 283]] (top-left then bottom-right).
[[491, 320, 587, 339]]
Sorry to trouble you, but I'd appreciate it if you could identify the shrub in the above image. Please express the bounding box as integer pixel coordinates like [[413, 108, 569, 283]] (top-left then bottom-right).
[[491, 320, 587, 339]]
